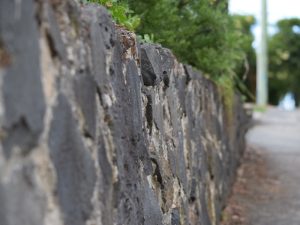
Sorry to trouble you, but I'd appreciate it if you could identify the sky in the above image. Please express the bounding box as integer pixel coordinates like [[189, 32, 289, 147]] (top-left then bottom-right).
[[229, 0, 300, 47], [229, 0, 300, 25]]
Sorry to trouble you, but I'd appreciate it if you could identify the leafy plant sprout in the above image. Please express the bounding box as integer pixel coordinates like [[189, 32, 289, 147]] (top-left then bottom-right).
[[85, 0, 140, 31]]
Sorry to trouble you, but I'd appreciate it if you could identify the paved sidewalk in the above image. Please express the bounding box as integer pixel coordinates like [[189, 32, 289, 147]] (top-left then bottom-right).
[[221, 107, 300, 225], [246, 107, 300, 225]]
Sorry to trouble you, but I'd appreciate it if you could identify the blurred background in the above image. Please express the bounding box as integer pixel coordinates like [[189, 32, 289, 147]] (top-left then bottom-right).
[[230, 0, 300, 109]]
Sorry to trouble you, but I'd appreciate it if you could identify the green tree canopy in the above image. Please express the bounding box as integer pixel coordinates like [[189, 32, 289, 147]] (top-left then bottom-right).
[[269, 18, 300, 105]]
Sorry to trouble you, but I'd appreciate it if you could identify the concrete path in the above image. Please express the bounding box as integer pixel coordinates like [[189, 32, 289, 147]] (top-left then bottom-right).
[[246, 107, 300, 225]]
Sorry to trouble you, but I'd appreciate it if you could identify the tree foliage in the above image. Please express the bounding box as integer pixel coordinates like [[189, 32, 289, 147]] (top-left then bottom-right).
[[128, 0, 247, 78], [268, 18, 300, 105], [128, 0, 256, 104], [85, 0, 256, 103]]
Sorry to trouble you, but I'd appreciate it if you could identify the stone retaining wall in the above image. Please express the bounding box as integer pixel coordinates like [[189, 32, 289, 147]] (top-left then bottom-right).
[[0, 1, 249, 225]]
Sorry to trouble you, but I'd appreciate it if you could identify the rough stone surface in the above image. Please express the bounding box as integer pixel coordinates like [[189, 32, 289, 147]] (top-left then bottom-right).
[[0, 1, 249, 225], [48, 94, 96, 225], [0, 0, 46, 158]]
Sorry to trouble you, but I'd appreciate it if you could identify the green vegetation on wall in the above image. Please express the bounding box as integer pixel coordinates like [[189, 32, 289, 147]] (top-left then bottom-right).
[[85, 0, 140, 31]]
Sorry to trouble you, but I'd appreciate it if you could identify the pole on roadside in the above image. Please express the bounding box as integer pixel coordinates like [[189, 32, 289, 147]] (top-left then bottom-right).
[[256, 0, 268, 106]]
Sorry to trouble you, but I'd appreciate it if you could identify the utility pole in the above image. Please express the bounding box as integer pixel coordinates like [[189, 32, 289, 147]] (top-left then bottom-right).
[[256, 0, 268, 106]]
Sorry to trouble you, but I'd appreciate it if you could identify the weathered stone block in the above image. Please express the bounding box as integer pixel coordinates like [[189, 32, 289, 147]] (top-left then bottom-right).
[[48, 94, 96, 225], [0, 0, 45, 158]]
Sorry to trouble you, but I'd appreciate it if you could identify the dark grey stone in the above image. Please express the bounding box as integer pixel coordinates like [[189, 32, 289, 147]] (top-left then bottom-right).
[[126, 60, 153, 174], [171, 208, 180, 225], [81, 5, 115, 91], [100, 39, 148, 225], [140, 46, 160, 86], [0, 184, 8, 225], [98, 137, 114, 225], [74, 72, 97, 139], [157, 46, 174, 87], [143, 179, 163, 225], [165, 87, 188, 192], [140, 44, 174, 87], [0, 161, 46, 225], [48, 94, 96, 225], [175, 73, 188, 115], [184, 64, 203, 81], [0, 0, 45, 158], [126, 60, 143, 143], [2, 118, 40, 158], [152, 91, 165, 133], [42, 1, 67, 60], [199, 187, 212, 225]]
